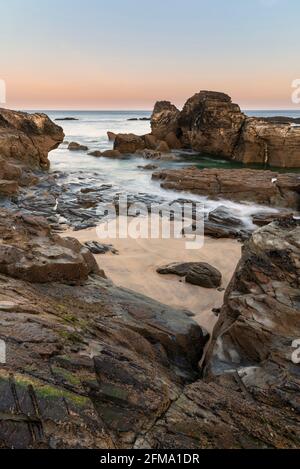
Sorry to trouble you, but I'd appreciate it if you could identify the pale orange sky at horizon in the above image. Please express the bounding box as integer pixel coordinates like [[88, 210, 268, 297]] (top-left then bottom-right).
[[1, 0, 300, 111]]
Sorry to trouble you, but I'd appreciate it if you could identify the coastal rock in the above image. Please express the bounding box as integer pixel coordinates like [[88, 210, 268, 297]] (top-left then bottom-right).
[[107, 131, 116, 141], [0, 108, 64, 170], [114, 133, 146, 154], [179, 91, 245, 152], [68, 142, 88, 151], [152, 167, 300, 209], [148, 90, 300, 168], [84, 241, 118, 255], [157, 262, 222, 289], [233, 118, 300, 168], [208, 206, 242, 227], [143, 218, 300, 449], [0, 273, 207, 448], [88, 150, 102, 157], [205, 217, 300, 409], [137, 164, 159, 170], [156, 141, 170, 153], [0, 209, 101, 284], [151, 101, 181, 140], [101, 149, 122, 158]]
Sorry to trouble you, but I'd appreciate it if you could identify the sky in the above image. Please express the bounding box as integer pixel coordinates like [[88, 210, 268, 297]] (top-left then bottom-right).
[[1, 0, 300, 110]]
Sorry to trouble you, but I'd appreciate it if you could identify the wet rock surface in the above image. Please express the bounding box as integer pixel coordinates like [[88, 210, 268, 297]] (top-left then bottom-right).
[[153, 167, 300, 209]]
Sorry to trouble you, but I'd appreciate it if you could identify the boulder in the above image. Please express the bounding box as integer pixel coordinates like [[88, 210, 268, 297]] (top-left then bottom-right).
[[151, 101, 181, 140], [0, 108, 64, 170], [101, 149, 122, 158], [179, 91, 245, 152], [114, 133, 146, 154], [88, 150, 103, 157], [156, 141, 170, 153], [144, 133, 158, 149], [68, 142, 88, 151], [157, 262, 222, 289], [0, 209, 101, 284], [234, 118, 300, 168]]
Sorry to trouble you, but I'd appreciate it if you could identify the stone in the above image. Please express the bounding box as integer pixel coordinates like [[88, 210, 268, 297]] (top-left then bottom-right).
[[185, 263, 222, 288], [137, 164, 159, 170], [114, 133, 146, 154], [156, 141, 170, 153], [68, 142, 88, 151], [101, 149, 122, 158], [88, 150, 103, 157], [0, 108, 64, 170], [84, 241, 118, 255], [152, 167, 300, 209], [157, 262, 222, 289], [151, 101, 181, 140], [0, 209, 101, 284]]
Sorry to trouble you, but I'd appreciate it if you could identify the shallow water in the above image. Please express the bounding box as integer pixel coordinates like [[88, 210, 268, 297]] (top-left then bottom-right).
[[45, 110, 299, 227]]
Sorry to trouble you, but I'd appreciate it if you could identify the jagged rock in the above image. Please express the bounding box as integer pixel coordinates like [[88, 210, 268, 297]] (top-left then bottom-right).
[[179, 91, 245, 152], [149, 91, 300, 168], [0, 209, 101, 284], [151, 101, 181, 140], [68, 142, 88, 151], [0, 108, 64, 170], [233, 118, 300, 168], [152, 167, 300, 209], [0, 272, 207, 448], [157, 262, 222, 289]]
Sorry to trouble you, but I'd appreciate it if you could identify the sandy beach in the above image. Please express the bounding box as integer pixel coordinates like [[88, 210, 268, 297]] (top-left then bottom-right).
[[63, 217, 241, 333]]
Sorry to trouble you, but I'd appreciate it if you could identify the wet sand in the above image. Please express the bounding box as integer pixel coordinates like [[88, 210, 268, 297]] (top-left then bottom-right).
[[63, 218, 241, 333]]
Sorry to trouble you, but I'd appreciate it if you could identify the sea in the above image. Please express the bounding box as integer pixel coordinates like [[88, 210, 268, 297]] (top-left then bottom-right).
[[37, 109, 300, 228]]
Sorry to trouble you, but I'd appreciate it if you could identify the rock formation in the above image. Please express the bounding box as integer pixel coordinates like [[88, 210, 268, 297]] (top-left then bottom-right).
[[0, 108, 64, 169], [0, 108, 64, 195], [153, 167, 300, 209], [0, 212, 207, 449], [112, 91, 300, 168], [137, 218, 300, 448]]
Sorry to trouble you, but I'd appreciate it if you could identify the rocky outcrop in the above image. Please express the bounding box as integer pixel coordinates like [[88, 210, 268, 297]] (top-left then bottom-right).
[[150, 101, 180, 141], [0, 108, 64, 196], [179, 91, 245, 152], [111, 91, 300, 167], [0, 108, 64, 169], [0, 208, 208, 448], [233, 118, 300, 167], [0, 210, 101, 284], [153, 167, 300, 209], [140, 218, 300, 449]]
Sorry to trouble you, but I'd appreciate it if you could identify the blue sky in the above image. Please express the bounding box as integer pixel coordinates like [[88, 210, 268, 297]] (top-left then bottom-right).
[[1, 0, 300, 109]]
